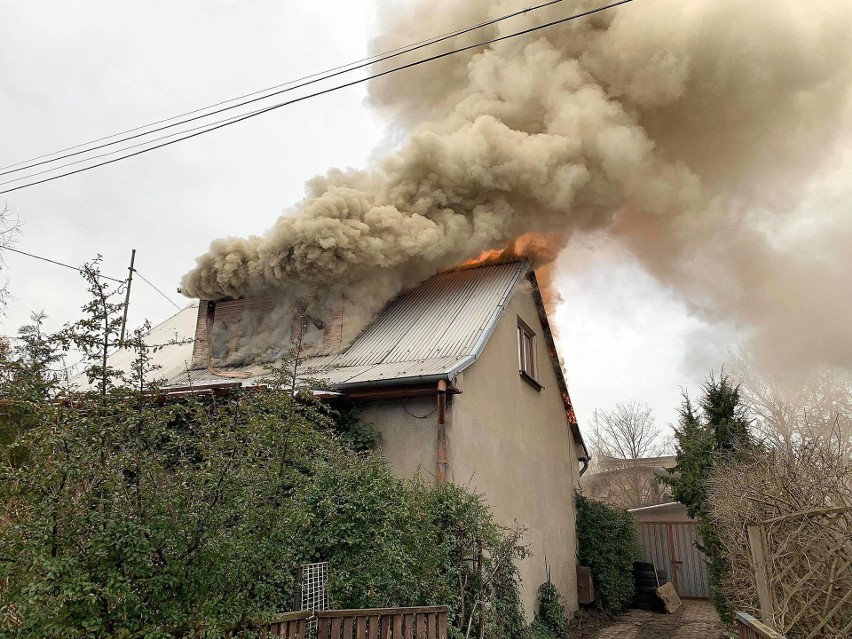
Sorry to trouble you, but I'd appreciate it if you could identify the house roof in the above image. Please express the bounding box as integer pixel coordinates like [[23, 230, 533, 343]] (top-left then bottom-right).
[[158, 260, 528, 389]]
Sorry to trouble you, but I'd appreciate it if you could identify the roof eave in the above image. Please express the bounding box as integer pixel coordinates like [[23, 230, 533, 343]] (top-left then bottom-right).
[[526, 270, 590, 462]]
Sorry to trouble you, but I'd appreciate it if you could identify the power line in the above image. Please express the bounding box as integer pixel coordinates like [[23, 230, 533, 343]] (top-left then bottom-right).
[[0, 0, 635, 196], [3, 245, 125, 282], [0, 0, 572, 179], [0, 110, 249, 187], [134, 269, 183, 311]]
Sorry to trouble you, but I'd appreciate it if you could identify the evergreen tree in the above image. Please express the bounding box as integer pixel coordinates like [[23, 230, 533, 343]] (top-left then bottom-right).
[[664, 372, 754, 622]]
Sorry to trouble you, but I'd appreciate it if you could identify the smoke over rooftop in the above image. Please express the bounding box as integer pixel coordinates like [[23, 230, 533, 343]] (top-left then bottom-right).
[[180, 0, 852, 371]]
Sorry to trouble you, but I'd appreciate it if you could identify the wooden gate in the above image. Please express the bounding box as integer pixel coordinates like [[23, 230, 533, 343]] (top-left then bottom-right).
[[259, 606, 449, 639], [636, 522, 710, 598]]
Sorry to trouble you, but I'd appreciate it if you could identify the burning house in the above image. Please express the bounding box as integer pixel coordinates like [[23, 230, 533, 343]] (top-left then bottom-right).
[[91, 259, 589, 617], [74, 0, 852, 621]]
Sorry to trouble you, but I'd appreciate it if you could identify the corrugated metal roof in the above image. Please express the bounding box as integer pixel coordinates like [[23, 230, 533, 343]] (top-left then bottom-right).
[[313, 261, 525, 369], [78, 262, 527, 391], [71, 302, 200, 391]]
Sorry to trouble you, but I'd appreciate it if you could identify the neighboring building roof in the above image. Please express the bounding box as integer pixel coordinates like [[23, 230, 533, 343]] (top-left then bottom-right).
[[628, 502, 684, 514], [73, 260, 587, 458], [629, 501, 694, 523], [71, 302, 200, 391]]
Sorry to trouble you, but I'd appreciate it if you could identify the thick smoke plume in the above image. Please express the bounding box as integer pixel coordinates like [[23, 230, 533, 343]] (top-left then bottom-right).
[[182, 0, 852, 371]]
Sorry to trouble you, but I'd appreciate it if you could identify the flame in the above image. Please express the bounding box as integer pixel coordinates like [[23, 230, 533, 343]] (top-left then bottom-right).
[[457, 233, 564, 270], [454, 232, 565, 324]]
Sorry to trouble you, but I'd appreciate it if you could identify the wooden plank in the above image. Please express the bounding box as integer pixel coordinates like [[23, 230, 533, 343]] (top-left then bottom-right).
[[416, 614, 427, 639], [393, 613, 403, 639], [667, 523, 680, 593], [356, 616, 367, 639], [266, 611, 314, 624], [656, 582, 682, 614], [343, 616, 354, 639], [426, 613, 437, 639], [382, 616, 392, 639], [297, 618, 307, 639], [318, 607, 448, 617], [438, 611, 447, 639], [331, 617, 343, 639], [368, 615, 379, 639], [735, 612, 786, 639], [403, 613, 414, 639], [747, 525, 775, 623], [318, 618, 330, 639]]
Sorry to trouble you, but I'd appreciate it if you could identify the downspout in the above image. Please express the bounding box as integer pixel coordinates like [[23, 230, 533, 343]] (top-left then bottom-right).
[[579, 456, 590, 477], [436, 380, 448, 483]]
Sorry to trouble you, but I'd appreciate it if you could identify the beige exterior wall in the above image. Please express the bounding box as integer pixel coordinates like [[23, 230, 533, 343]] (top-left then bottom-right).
[[449, 284, 581, 619], [359, 398, 436, 479], [358, 282, 582, 621]]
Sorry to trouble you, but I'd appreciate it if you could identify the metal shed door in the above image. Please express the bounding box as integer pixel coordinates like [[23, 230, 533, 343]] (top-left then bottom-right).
[[636, 522, 710, 598]]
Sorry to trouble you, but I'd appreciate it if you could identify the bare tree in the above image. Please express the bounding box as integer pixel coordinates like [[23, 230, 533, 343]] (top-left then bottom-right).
[[0, 203, 21, 312], [731, 351, 852, 457], [584, 400, 670, 508]]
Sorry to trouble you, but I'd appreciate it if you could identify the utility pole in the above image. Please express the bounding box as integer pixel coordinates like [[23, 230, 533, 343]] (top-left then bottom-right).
[[119, 248, 136, 348]]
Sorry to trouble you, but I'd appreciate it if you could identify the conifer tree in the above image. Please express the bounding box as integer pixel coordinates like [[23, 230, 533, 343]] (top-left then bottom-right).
[[664, 372, 754, 621]]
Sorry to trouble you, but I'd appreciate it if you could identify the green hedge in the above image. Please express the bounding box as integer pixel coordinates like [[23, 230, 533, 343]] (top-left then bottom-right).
[[575, 492, 642, 613]]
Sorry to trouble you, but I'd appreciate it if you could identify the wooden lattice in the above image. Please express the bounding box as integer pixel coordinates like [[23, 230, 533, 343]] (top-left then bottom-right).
[[751, 507, 852, 639]]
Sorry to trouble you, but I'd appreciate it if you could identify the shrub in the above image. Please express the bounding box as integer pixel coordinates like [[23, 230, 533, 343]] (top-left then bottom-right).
[[0, 264, 527, 639], [575, 492, 641, 613], [296, 461, 527, 639], [328, 406, 382, 452], [526, 581, 569, 639]]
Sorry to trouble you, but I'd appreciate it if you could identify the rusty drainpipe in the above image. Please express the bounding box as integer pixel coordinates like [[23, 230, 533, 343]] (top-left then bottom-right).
[[437, 380, 448, 483]]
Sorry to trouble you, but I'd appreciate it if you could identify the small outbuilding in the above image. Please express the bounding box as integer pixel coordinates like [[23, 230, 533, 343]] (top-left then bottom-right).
[[629, 502, 710, 599]]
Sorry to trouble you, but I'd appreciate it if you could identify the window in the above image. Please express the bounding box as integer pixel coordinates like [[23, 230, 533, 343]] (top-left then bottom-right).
[[517, 319, 542, 390]]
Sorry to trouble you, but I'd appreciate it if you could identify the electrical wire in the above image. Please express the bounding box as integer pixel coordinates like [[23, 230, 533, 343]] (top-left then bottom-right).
[[0, 0, 572, 178], [400, 399, 438, 419], [133, 269, 183, 310], [0, 0, 634, 195], [0, 110, 249, 187], [3, 245, 125, 282]]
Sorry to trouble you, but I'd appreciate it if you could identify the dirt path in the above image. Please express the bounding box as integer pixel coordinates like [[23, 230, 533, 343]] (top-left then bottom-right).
[[576, 600, 730, 639]]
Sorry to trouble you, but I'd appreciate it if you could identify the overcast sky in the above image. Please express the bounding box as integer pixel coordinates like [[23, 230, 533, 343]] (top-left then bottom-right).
[[0, 0, 741, 433]]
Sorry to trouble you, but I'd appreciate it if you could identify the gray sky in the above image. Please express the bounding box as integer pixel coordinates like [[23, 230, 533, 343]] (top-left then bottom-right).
[[0, 0, 741, 432]]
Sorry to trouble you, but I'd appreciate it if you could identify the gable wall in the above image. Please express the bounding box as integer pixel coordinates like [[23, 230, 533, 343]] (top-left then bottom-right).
[[355, 279, 581, 620], [447, 281, 581, 618]]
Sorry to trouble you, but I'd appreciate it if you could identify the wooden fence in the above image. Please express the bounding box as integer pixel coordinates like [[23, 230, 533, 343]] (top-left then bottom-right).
[[735, 612, 786, 639], [259, 606, 448, 639], [746, 506, 851, 638]]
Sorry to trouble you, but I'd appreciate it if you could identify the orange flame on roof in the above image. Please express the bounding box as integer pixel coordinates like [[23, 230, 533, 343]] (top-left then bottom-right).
[[454, 232, 565, 322], [457, 233, 564, 270]]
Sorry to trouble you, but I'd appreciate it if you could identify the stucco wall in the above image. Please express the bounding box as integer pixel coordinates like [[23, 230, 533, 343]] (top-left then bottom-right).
[[358, 397, 436, 479], [356, 281, 582, 621], [449, 281, 581, 619]]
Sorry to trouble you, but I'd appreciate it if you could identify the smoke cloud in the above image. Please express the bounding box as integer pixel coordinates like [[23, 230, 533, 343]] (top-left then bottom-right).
[[181, 0, 852, 371]]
